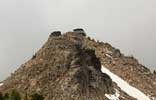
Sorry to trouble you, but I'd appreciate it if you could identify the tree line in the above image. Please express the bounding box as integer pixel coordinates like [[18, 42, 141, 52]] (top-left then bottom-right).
[[0, 89, 44, 100]]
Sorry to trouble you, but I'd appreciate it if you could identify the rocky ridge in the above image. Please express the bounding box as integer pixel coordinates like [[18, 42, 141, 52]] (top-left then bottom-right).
[[0, 29, 155, 100]]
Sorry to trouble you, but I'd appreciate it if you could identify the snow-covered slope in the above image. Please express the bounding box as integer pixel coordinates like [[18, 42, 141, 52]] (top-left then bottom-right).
[[101, 66, 150, 100]]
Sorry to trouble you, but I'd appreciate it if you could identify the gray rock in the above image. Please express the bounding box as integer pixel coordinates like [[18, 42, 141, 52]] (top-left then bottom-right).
[[50, 31, 61, 37], [73, 28, 86, 36]]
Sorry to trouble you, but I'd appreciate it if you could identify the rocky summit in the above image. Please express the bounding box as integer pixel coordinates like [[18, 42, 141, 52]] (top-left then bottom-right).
[[0, 29, 156, 100]]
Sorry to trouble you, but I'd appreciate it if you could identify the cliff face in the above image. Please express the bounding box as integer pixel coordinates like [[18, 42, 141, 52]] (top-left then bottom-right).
[[0, 30, 156, 100]]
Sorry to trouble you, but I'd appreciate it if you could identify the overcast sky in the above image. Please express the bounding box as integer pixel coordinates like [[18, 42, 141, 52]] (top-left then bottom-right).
[[0, 0, 156, 81]]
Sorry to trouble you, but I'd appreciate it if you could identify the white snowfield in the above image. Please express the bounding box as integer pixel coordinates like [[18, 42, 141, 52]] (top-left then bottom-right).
[[101, 66, 150, 100]]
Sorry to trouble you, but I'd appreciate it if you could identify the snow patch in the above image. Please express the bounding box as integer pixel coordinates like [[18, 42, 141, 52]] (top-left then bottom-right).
[[101, 66, 150, 100], [105, 89, 120, 100], [106, 54, 113, 59], [0, 83, 3, 87], [151, 97, 156, 100]]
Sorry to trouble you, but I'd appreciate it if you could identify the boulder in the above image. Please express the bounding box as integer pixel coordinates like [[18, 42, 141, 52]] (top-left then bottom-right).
[[50, 31, 61, 37], [113, 49, 122, 58], [73, 28, 86, 36]]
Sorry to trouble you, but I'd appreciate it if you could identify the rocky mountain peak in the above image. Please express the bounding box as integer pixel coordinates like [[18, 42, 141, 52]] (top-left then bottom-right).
[[0, 30, 116, 100], [0, 29, 156, 100]]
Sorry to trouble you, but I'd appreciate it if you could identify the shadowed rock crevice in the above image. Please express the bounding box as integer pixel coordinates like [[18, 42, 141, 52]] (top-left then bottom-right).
[[72, 48, 114, 94]]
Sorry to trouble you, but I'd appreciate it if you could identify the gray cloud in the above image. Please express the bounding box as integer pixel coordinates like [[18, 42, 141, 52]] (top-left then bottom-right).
[[0, 0, 156, 81]]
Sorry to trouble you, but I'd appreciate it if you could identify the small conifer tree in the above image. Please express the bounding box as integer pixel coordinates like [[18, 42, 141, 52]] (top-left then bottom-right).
[[24, 93, 28, 100], [31, 93, 44, 100], [9, 90, 21, 100], [0, 92, 4, 100], [3, 92, 9, 100]]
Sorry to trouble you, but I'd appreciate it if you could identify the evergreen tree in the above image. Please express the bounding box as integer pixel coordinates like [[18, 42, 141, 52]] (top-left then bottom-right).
[[9, 90, 21, 100], [3, 93, 9, 100], [24, 93, 28, 100], [31, 93, 43, 100], [0, 92, 4, 100]]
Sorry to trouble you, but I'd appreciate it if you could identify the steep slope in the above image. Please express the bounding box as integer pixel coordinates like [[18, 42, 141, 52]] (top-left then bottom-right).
[[0, 30, 155, 100], [84, 34, 156, 99], [102, 66, 150, 100]]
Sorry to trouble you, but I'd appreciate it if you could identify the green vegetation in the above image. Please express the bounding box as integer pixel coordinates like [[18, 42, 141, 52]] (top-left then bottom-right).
[[3, 93, 9, 100], [24, 93, 28, 100], [10, 90, 21, 100], [0, 90, 44, 100], [31, 93, 44, 100], [0, 92, 5, 100]]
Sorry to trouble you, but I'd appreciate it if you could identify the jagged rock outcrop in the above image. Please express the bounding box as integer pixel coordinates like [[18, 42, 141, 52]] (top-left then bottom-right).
[[49, 31, 61, 37], [73, 28, 86, 36]]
